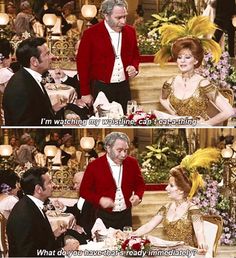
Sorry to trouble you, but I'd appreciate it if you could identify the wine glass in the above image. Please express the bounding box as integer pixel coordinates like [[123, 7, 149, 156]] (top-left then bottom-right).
[[127, 100, 137, 115]]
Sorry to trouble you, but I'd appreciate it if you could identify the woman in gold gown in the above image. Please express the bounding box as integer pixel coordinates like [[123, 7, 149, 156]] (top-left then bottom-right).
[[133, 146, 224, 255], [133, 165, 207, 254], [156, 37, 234, 125]]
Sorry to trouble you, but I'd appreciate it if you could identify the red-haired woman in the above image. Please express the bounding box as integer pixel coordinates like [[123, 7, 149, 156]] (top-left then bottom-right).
[[155, 37, 234, 126]]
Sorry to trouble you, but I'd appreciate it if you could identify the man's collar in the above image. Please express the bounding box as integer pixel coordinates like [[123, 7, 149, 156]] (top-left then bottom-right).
[[24, 67, 42, 82], [107, 154, 120, 166], [104, 20, 119, 34], [27, 194, 44, 210]]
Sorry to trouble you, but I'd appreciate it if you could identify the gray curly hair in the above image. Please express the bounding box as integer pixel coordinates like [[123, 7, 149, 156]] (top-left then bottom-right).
[[100, 0, 128, 17], [104, 132, 130, 149]]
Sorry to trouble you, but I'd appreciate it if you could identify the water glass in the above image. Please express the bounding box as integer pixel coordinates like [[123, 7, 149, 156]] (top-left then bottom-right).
[[127, 100, 137, 115]]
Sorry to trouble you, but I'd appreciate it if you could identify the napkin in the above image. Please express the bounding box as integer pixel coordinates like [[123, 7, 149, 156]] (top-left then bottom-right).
[[91, 218, 108, 238], [93, 92, 124, 118]]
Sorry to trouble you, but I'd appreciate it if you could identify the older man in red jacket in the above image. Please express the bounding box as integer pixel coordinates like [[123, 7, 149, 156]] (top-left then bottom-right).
[[79, 132, 145, 230], [77, 0, 140, 114]]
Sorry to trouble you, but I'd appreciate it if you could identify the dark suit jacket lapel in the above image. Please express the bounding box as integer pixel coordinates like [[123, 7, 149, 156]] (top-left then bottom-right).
[[22, 68, 55, 117]]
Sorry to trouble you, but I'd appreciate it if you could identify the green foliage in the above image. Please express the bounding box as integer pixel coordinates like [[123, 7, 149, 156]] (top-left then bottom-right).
[[137, 10, 191, 55], [140, 130, 187, 183]]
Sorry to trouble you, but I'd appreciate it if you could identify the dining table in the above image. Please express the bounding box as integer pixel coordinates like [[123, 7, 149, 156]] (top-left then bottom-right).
[[69, 241, 206, 258], [46, 211, 76, 232], [44, 83, 77, 106]]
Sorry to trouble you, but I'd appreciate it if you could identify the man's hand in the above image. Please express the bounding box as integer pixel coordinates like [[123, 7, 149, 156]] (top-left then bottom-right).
[[52, 102, 67, 112], [99, 197, 114, 209], [51, 68, 67, 83], [129, 194, 141, 206], [74, 224, 85, 234], [64, 239, 80, 251], [126, 66, 138, 78], [81, 95, 93, 106], [76, 98, 88, 108]]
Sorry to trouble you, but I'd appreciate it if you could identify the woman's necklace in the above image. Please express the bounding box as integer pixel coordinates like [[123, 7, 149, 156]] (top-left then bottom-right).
[[182, 72, 195, 88], [173, 199, 186, 212]]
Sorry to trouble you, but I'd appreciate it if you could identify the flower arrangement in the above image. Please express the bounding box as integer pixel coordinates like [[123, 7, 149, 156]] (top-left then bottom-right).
[[126, 111, 157, 126], [198, 52, 232, 88], [118, 236, 151, 256], [192, 162, 236, 246]]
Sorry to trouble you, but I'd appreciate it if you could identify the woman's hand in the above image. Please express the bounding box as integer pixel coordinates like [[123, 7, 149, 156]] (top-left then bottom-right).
[[198, 243, 208, 255]]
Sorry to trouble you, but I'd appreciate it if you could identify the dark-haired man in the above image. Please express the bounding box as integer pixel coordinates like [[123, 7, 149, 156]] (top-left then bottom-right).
[[6, 167, 79, 257], [3, 37, 66, 126]]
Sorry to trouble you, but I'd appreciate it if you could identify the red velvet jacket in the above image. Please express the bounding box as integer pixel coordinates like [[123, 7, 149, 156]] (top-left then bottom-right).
[[79, 154, 145, 212], [76, 21, 140, 96]]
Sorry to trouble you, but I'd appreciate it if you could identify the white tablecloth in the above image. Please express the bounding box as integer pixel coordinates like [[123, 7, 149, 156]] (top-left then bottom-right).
[[45, 83, 77, 106], [46, 211, 76, 232], [70, 241, 206, 258]]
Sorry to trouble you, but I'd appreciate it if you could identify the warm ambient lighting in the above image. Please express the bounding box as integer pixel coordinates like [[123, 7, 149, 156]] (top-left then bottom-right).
[[81, 5, 97, 27], [44, 145, 58, 158], [0, 13, 9, 39], [80, 137, 95, 167], [0, 145, 13, 157], [80, 137, 95, 151], [42, 14, 57, 52], [42, 14, 57, 27], [0, 13, 9, 26], [232, 16, 236, 27]]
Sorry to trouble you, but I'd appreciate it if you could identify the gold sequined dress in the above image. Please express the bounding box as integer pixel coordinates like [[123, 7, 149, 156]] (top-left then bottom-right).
[[157, 204, 202, 247], [162, 78, 219, 120]]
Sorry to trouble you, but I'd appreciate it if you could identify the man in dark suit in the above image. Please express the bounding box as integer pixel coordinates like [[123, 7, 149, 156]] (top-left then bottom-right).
[[3, 37, 66, 126], [77, 0, 140, 114], [214, 0, 236, 57], [80, 132, 145, 230], [64, 172, 96, 240], [6, 167, 79, 257]]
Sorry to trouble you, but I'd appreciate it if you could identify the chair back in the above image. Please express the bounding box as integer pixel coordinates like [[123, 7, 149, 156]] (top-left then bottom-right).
[[202, 215, 223, 258], [0, 212, 8, 257], [207, 88, 234, 126]]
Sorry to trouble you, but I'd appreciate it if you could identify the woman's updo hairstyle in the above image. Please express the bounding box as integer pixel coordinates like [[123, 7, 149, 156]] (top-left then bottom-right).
[[170, 166, 192, 198], [171, 37, 204, 68]]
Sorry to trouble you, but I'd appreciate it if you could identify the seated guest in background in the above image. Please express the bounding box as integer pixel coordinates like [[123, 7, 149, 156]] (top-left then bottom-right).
[[43, 132, 71, 165], [15, 133, 38, 166], [80, 132, 145, 230], [3, 37, 67, 126], [0, 169, 20, 219], [6, 167, 79, 257], [57, 172, 96, 241], [42, 65, 91, 120], [133, 148, 220, 255], [14, 1, 36, 36], [154, 17, 235, 125], [0, 39, 14, 125]]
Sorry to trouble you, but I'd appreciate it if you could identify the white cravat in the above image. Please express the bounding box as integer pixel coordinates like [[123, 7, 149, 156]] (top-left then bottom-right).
[[104, 21, 126, 83], [107, 155, 127, 212]]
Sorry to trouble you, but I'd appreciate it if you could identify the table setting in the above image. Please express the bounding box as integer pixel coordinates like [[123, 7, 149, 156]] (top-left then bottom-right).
[[68, 218, 205, 258]]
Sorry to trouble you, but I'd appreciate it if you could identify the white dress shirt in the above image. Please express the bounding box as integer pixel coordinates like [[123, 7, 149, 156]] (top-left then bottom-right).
[[27, 195, 46, 218], [104, 21, 126, 83], [107, 155, 127, 212], [24, 67, 45, 93]]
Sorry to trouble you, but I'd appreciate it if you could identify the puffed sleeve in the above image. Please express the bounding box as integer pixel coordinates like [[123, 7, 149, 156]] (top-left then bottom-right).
[[161, 81, 172, 99], [188, 208, 203, 222], [156, 205, 166, 216], [200, 83, 219, 102]]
